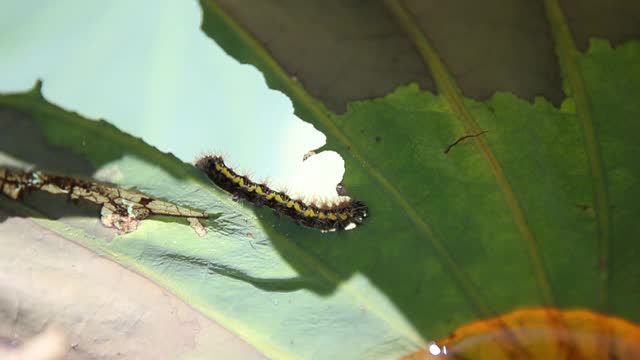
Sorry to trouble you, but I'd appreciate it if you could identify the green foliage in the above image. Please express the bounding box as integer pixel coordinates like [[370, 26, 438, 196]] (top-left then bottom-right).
[[1, 2, 639, 359]]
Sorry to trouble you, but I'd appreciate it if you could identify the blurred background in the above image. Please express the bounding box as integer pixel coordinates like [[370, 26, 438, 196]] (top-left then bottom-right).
[[0, 0, 342, 200]]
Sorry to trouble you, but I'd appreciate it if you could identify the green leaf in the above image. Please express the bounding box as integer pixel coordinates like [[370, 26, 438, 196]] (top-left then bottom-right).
[[200, 0, 640, 113], [0, 85, 422, 359], [2, 0, 640, 359], [197, 0, 639, 353]]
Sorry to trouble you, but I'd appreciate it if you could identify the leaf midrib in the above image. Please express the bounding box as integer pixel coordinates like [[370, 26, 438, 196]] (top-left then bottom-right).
[[543, 0, 612, 312], [383, 0, 556, 307]]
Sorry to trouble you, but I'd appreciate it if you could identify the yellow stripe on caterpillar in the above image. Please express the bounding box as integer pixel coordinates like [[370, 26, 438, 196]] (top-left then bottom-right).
[[232, 177, 245, 187], [304, 208, 316, 217], [221, 168, 234, 180]]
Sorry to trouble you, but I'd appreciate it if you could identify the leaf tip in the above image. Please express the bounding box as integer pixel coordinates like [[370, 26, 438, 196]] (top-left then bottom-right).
[[29, 79, 45, 99]]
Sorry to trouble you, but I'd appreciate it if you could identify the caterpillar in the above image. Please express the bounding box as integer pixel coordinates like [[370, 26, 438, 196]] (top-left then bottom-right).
[[195, 156, 368, 231]]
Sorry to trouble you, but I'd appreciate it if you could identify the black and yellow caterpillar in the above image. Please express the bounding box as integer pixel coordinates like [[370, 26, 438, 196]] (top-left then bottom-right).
[[196, 156, 368, 231]]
